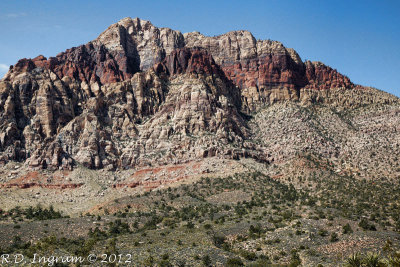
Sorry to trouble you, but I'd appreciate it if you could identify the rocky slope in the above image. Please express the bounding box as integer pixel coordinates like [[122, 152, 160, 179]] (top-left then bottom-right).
[[0, 17, 399, 177]]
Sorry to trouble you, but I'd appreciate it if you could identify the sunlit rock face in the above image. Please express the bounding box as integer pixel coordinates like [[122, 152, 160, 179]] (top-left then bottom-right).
[[0, 17, 398, 172]]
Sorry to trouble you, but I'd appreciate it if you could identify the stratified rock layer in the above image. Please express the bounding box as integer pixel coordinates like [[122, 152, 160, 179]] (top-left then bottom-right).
[[0, 17, 398, 171]]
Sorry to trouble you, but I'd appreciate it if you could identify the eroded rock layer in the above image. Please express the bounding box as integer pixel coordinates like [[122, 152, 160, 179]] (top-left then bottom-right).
[[0, 17, 398, 171]]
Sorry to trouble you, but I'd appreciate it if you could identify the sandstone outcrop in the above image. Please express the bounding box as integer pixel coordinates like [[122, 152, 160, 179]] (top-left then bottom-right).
[[0, 17, 398, 171]]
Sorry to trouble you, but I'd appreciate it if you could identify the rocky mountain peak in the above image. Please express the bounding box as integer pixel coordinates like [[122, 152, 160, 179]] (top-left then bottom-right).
[[95, 17, 185, 72], [0, 17, 398, 172]]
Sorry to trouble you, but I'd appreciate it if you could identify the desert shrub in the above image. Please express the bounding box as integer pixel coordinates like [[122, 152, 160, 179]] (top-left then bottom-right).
[[88, 227, 107, 239], [362, 252, 384, 267], [318, 228, 329, 237], [175, 259, 186, 267], [143, 215, 162, 230], [226, 257, 244, 266], [143, 255, 155, 266], [359, 218, 377, 231], [249, 224, 263, 238], [345, 253, 362, 267], [202, 255, 212, 266], [4, 205, 66, 221], [207, 229, 227, 248], [343, 223, 353, 234], [330, 232, 339, 242], [186, 221, 195, 229], [289, 250, 302, 267], [159, 253, 172, 267], [204, 223, 212, 230], [240, 250, 257, 261], [248, 254, 271, 266], [386, 251, 400, 266], [108, 219, 130, 235]]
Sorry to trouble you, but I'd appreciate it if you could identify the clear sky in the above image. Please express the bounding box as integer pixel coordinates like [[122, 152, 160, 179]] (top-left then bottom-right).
[[1, 0, 399, 96]]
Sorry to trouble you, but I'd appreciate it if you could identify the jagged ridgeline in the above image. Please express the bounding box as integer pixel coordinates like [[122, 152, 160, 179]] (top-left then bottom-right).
[[0, 17, 398, 173]]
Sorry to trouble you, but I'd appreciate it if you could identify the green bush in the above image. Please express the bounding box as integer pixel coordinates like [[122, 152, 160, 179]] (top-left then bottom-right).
[[240, 250, 257, 261], [343, 223, 353, 234], [202, 255, 212, 266], [108, 219, 131, 235], [226, 257, 244, 266], [330, 232, 339, 242], [362, 252, 384, 267], [345, 253, 362, 267], [358, 218, 377, 231], [289, 250, 301, 267]]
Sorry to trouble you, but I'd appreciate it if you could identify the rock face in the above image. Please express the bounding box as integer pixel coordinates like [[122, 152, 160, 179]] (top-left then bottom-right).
[[95, 17, 185, 72], [0, 17, 398, 171], [184, 31, 354, 112]]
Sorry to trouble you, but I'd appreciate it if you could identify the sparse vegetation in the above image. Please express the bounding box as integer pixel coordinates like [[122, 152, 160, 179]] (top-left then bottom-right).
[[0, 171, 399, 265]]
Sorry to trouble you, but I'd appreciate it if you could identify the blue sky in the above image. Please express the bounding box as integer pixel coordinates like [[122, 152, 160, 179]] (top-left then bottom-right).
[[1, 0, 399, 96]]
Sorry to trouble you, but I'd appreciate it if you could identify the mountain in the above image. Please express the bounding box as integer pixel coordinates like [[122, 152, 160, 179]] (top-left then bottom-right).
[[1, 17, 398, 178], [1, 17, 400, 266]]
